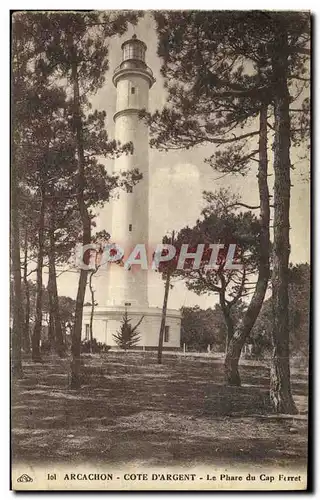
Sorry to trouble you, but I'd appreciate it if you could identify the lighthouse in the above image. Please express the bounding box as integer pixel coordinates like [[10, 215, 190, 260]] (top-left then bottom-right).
[[107, 35, 155, 307], [82, 35, 181, 350]]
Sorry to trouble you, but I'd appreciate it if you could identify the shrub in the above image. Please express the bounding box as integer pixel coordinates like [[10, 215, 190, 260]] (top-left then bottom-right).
[[80, 338, 110, 354], [112, 311, 144, 350]]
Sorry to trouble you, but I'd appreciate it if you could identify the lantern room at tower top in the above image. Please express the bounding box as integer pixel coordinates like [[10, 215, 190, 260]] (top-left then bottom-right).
[[122, 34, 146, 61], [112, 34, 155, 89]]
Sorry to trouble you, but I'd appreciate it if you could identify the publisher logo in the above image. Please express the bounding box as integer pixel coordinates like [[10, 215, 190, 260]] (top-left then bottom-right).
[[17, 473, 33, 483]]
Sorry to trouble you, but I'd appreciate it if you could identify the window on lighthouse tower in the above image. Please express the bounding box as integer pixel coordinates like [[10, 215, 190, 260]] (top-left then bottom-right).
[[131, 87, 135, 94]]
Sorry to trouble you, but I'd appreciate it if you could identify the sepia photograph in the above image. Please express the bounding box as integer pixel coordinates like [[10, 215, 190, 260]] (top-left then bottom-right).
[[10, 9, 310, 491]]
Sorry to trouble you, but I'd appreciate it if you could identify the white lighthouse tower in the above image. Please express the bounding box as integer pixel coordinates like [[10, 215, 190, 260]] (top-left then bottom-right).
[[107, 35, 154, 307], [82, 35, 181, 350]]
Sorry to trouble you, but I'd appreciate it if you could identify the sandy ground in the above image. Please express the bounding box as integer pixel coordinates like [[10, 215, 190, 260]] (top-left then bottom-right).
[[11, 352, 308, 468]]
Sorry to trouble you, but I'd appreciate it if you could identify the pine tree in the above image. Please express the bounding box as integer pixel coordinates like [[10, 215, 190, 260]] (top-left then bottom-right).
[[146, 11, 272, 385], [162, 194, 261, 358], [147, 11, 309, 409], [27, 11, 141, 387], [113, 311, 144, 351], [11, 13, 35, 377], [88, 230, 110, 351], [12, 12, 142, 385]]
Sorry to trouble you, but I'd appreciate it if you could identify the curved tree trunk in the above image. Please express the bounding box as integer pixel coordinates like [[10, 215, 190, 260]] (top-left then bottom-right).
[[32, 188, 45, 363], [224, 103, 270, 385], [270, 30, 297, 414]]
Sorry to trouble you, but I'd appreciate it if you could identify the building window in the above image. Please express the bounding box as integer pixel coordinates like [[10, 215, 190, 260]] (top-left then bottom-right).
[[131, 87, 135, 94], [127, 185, 133, 193], [164, 325, 170, 343], [129, 224, 132, 232], [85, 324, 90, 340]]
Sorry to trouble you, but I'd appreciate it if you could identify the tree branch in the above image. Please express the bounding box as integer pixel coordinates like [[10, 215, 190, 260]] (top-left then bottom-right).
[[132, 315, 145, 333], [227, 202, 260, 210], [289, 75, 309, 82]]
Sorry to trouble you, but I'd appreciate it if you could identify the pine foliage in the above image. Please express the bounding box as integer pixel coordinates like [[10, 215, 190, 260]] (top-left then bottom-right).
[[113, 311, 144, 350]]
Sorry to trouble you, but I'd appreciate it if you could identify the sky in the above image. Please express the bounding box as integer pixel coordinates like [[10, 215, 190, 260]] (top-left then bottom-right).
[[56, 12, 310, 310]]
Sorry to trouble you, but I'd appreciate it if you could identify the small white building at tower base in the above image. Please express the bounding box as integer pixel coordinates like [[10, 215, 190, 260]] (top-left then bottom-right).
[[82, 305, 181, 350]]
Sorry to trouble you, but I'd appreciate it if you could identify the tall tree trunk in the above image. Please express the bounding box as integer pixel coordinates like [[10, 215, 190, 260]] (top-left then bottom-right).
[[47, 294, 55, 351], [224, 103, 270, 385], [219, 293, 234, 353], [270, 30, 297, 414], [48, 216, 65, 357], [11, 36, 24, 378], [11, 161, 23, 378], [32, 188, 45, 362], [22, 229, 30, 353], [157, 231, 175, 364], [47, 256, 55, 352], [88, 270, 97, 353], [70, 60, 91, 389], [158, 270, 171, 364]]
